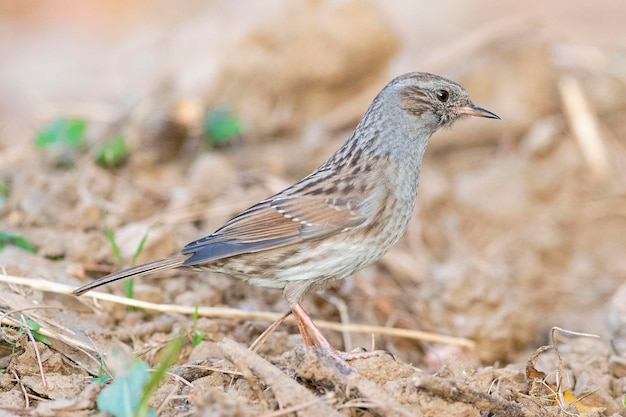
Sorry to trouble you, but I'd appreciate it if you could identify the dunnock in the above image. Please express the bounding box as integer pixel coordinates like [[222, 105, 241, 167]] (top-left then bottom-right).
[[73, 72, 499, 354]]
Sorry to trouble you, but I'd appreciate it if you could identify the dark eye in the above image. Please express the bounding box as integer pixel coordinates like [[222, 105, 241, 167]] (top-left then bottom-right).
[[436, 89, 449, 102]]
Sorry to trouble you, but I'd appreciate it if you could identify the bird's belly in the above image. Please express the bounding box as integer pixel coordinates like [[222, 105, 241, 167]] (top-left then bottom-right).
[[206, 223, 405, 290]]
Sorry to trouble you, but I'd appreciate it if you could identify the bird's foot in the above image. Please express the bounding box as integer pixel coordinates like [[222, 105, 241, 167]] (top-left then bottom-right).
[[337, 347, 395, 361], [291, 303, 393, 364]]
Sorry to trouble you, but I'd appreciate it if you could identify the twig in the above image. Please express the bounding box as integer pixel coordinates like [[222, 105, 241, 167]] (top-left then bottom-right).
[[249, 310, 291, 353], [325, 295, 353, 351], [19, 315, 48, 390], [257, 393, 336, 417], [219, 338, 344, 417], [179, 364, 242, 377], [12, 369, 29, 409], [0, 274, 475, 349], [155, 381, 182, 416]]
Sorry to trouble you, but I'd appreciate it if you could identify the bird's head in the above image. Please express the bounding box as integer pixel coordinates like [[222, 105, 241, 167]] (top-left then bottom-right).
[[384, 72, 499, 132]]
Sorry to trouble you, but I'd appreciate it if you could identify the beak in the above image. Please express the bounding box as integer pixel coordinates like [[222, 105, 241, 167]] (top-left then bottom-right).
[[453, 103, 500, 119]]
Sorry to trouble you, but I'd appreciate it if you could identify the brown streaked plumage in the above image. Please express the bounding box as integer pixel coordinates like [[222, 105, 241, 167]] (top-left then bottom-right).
[[73, 72, 499, 354]]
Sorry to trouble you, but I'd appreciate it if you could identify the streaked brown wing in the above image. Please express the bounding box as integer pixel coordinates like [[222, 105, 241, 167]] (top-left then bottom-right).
[[181, 194, 368, 266]]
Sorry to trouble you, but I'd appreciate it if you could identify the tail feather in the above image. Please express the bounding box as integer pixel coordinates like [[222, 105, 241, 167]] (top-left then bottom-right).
[[72, 254, 190, 296]]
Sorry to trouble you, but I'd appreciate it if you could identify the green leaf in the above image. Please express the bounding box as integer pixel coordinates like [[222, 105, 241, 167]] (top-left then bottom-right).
[[191, 332, 205, 348], [123, 228, 150, 302], [123, 280, 134, 300], [18, 317, 51, 346], [23, 317, 41, 331], [32, 332, 51, 346], [105, 229, 123, 266], [97, 356, 155, 417], [106, 228, 135, 304], [132, 229, 150, 266], [191, 306, 205, 348], [95, 338, 181, 417], [193, 305, 200, 327], [0, 232, 38, 254], [0, 179, 9, 210], [0, 180, 8, 197], [91, 374, 111, 384], [92, 357, 111, 384], [96, 136, 129, 168], [203, 107, 241, 146], [137, 335, 183, 417], [35, 117, 87, 149]]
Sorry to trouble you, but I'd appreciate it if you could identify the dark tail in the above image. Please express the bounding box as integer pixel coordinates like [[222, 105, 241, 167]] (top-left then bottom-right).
[[72, 254, 190, 296]]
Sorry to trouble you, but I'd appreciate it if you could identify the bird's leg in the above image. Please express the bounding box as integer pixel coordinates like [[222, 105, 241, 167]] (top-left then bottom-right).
[[292, 302, 394, 362], [291, 302, 334, 351]]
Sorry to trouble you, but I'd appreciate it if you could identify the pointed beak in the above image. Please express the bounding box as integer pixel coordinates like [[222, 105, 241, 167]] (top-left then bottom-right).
[[453, 103, 500, 119]]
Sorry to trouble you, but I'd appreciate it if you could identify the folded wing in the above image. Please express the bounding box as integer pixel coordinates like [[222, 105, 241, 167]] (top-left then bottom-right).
[[181, 193, 369, 266]]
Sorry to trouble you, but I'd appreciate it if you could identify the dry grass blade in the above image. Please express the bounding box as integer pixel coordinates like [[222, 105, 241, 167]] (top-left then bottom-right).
[[526, 327, 602, 415], [179, 364, 242, 377], [0, 304, 106, 357], [559, 75, 612, 180], [249, 310, 291, 353], [11, 370, 29, 409], [18, 316, 48, 390], [155, 381, 182, 416], [0, 274, 475, 349], [549, 326, 600, 415], [324, 295, 353, 351], [257, 393, 337, 417]]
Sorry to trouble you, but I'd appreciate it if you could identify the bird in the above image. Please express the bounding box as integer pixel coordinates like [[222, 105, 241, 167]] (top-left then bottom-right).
[[73, 72, 499, 355]]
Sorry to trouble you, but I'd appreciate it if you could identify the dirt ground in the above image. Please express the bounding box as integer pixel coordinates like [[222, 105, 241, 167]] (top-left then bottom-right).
[[1, 1, 626, 416]]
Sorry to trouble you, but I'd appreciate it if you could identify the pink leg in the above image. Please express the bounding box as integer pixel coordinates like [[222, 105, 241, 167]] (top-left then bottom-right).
[[292, 302, 393, 362], [292, 302, 335, 352]]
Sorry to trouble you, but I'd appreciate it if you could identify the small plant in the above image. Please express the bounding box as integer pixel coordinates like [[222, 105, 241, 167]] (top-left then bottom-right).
[[36, 117, 131, 170], [203, 106, 241, 147], [22, 317, 51, 346], [190, 306, 205, 348], [35, 117, 87, 150], [91, 357, 111, 384], [0, 232, 38, 254], [131, 230, 150, 267], [0, 179, 9, 209], [35, 117, 87, 169], [2, 316, 51, 347], [105, 228, 123, 266], [97, 335, 183, 417], [96, 136, 129, 168], [139, 334, 183, 415], [97, 354, 153, 417], [105, 227, 150, 303], [125, 229, 150, 300], [105, 228, 132, 300]]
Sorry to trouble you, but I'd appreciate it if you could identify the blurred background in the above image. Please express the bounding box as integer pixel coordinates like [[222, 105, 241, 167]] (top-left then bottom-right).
[[1, 0, 626, 365]]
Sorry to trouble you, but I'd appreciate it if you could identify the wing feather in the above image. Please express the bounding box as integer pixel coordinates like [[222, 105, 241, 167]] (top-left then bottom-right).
[[181, 194, 370, 266]]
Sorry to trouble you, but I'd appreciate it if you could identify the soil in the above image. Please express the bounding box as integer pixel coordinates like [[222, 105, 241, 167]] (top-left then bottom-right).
[[1, 1, 626, 416]]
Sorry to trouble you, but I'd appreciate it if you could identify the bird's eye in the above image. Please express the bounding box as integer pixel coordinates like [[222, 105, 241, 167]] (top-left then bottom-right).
[[436, 89, 449, 102]]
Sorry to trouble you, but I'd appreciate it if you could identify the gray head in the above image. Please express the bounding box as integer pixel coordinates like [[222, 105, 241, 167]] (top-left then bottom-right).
[[377, 72, 499, 132], [324, 72, 498, 172]]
